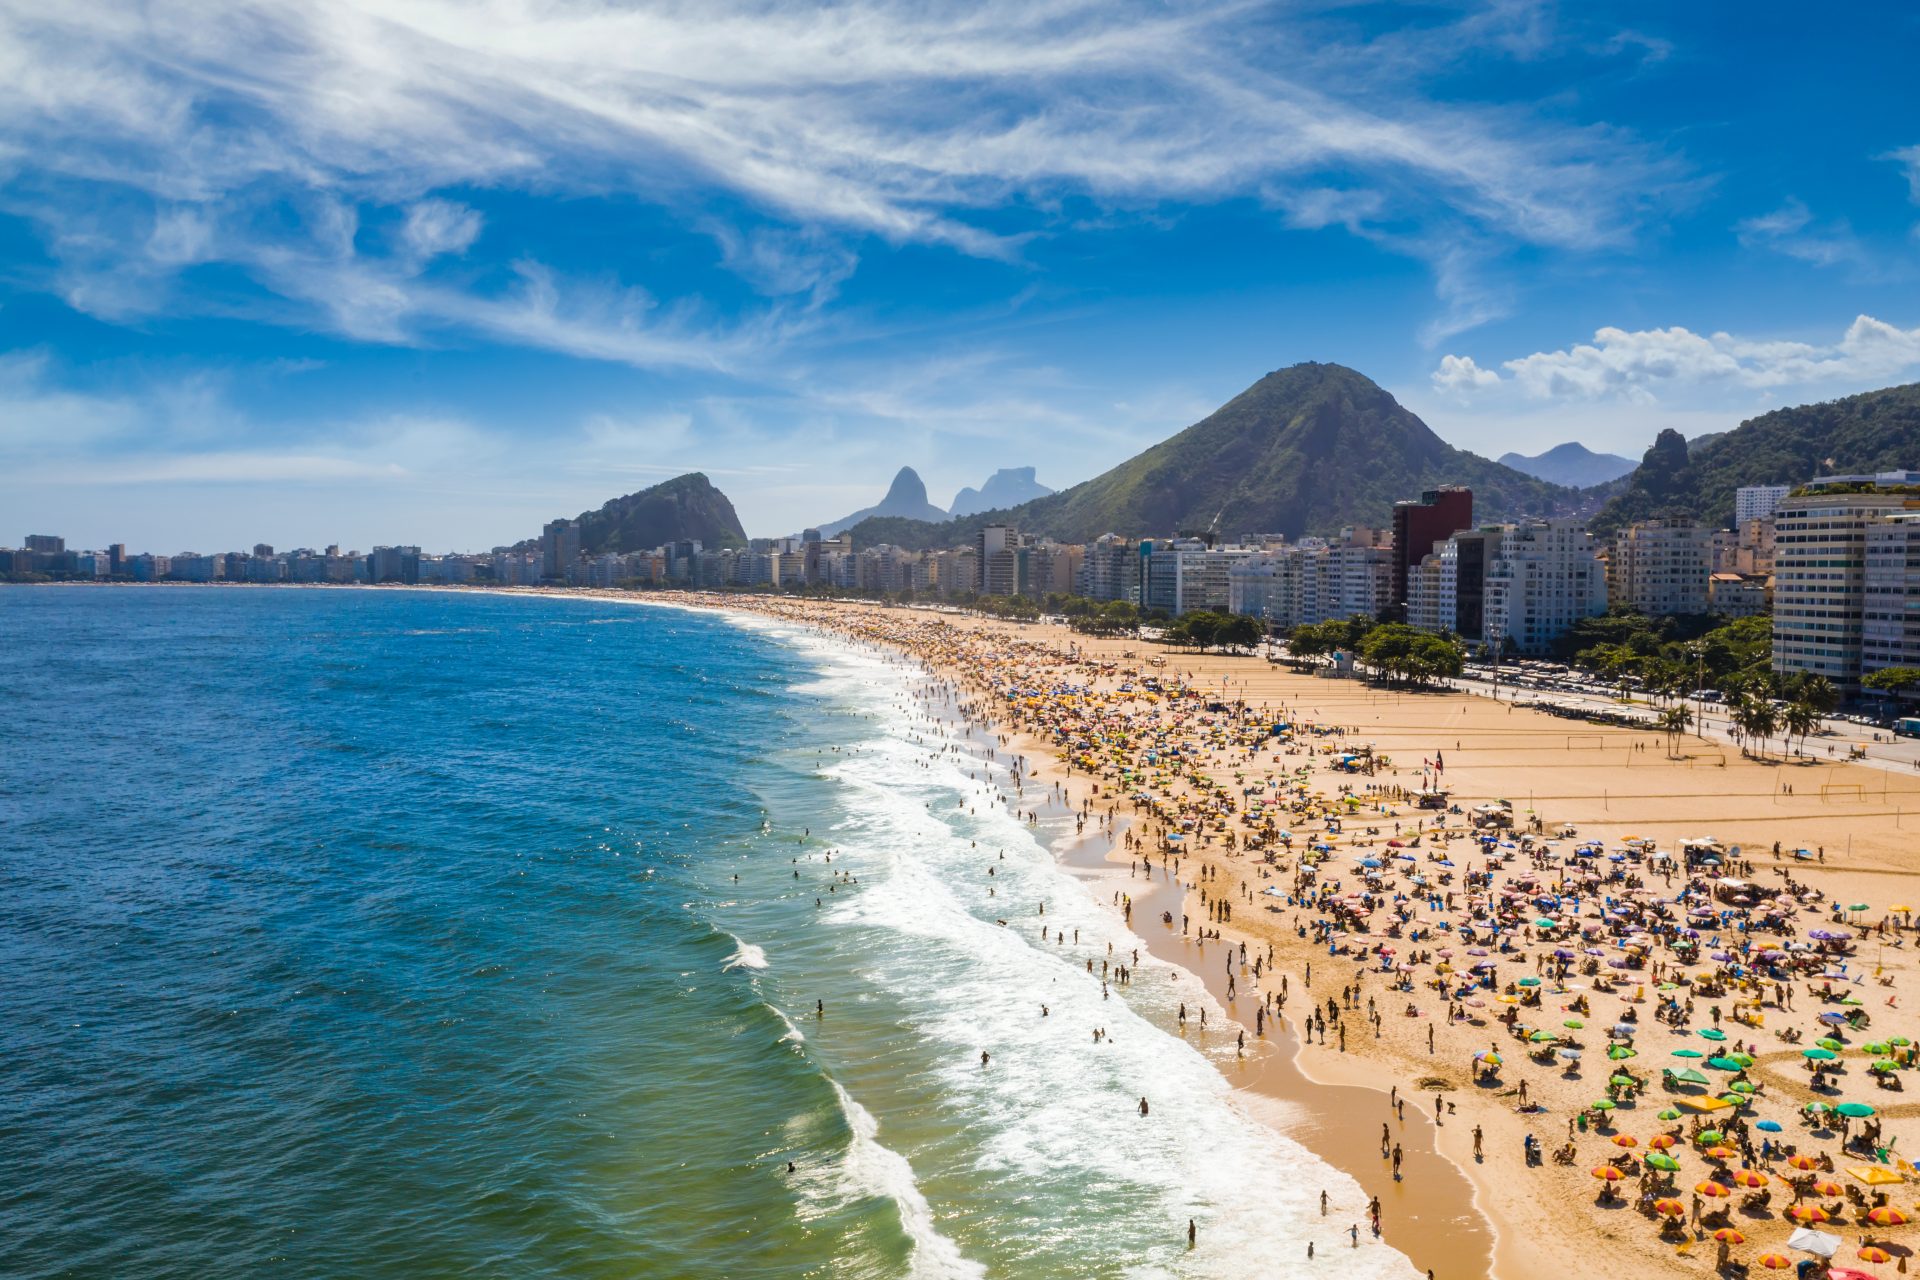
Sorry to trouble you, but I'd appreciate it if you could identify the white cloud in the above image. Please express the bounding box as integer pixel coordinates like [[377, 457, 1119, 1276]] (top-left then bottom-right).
[[400, 199, 482, 260], [0, 0, 1684, 349], [1433, 314, 1920, 403], [1431, 353, 1500, 392]]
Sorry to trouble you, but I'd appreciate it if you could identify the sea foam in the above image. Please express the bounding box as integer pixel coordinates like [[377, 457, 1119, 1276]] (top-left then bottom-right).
[[781, 630, 1425, 1279]]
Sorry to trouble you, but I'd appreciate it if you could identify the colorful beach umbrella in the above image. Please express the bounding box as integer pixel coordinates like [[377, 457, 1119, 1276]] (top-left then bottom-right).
[[1867, 1206, 1910, 1226], [1695, 1180, 1729, 1197], [1646, 1152, 1681, 1172]]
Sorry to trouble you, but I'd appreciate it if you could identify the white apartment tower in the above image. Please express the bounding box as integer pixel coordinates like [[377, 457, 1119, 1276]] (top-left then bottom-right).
[[1734, 485, 1791, 525], [1482, 521, 1607, 654]]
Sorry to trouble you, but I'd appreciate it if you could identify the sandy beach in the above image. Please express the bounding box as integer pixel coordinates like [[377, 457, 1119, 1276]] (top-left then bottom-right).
[[610, 590, 1920, 1280]]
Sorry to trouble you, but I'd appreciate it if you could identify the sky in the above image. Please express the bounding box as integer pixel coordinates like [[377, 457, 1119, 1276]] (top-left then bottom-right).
[[4, 0, 1920, 550]]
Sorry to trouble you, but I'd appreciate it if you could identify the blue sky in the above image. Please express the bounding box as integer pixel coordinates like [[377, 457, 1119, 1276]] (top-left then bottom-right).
[[4, 0, 1920, 549]]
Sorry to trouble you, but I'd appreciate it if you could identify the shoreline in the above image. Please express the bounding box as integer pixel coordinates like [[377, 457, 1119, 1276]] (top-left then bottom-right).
[[932, 647, 1495, 1278], [33, 582, 1920, 1279]]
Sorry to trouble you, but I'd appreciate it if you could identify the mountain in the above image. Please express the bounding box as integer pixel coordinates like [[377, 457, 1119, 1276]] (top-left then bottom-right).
[[1590, 382, 1920, 535], [570, 472, 748, 553], [846, 362, 1596, 550], [815, 466, 950, 537], [1498, 441, 1636, 488], [949, 466, 1055, 516]]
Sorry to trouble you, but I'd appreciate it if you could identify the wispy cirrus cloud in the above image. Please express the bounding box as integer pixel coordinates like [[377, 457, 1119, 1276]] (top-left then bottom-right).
[[1735, 198, 1869, 271], [0, 0, 1685, 355]]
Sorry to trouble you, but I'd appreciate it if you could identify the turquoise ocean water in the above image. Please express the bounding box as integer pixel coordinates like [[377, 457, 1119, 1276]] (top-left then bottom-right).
[[0, 588, 1418, 1279]]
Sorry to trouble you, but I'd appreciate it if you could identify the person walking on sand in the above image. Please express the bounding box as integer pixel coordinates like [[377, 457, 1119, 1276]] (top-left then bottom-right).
[[1473, 1124, 1484, 1161], [1392, 1144, 1403, 1180], [1320, 1189, 1328, 1216], [1187, 1218, 1195, 1249], [1139, 1096, 1150, 1117]]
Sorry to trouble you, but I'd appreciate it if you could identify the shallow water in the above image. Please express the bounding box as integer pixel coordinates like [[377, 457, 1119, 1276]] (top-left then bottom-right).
[[0, 587, 1419, 1278]]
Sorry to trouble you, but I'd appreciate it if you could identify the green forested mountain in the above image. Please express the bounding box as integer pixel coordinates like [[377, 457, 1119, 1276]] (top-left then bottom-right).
[[849, 362, 1595, 549], [570, 472, 748, 553], [1591, 382, 1920, 534]]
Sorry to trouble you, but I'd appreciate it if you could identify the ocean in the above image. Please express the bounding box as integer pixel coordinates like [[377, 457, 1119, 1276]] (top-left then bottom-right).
[[0, 587, 1419, 1279]]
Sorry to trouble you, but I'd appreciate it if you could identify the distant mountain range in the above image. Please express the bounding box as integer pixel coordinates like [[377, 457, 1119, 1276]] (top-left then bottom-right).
[[1497, 441, 1637, 488], [547, 374, 1920, 562], [949, 466, 1054, 517], [566, 472, 747, 553], [1591, 381, 1920, 535], [812, 466, 949, 538], [843, 362, 1604, 550]]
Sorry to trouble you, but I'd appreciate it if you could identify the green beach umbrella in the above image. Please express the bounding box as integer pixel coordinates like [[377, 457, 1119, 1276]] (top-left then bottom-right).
[[1676, 1068, 1710, 1085], [1805, 1101, 1831, 1113], [1695, 1129, 1725, 1145], [1672, 1048, 1704, 1058], [1698, 1028, 1727, 1041], [1646, 1152, 1681, 1171], [1849, 903, 1869, 912], [1804, 1047, 1837, 1060], [1816, 1037, 1843, 1051], [1729, 1080, 1755, 1093], [1835, 1102, 1876, 1118], [1707, 1056, 1741, 1071], [1608, 1045, 1636, 1060], [1590, 1099, 1616, 1110], [1519, 976, 1542, 986], [1564, 1019, 1584, 1028], [1530, 1030, 1556, 1042], [1610, 1074, 1636, 1087], [1865, 1041, 1890, 1054], [1657, 1108, 1681, 1120], [1891, 1036, 1913, 1047], [1730, 1052, 1754, 1067], [1872, 1060, 1898, 1073]]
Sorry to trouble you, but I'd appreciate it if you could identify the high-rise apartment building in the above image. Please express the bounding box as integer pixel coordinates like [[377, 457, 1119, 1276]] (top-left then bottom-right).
[[1734, 485, 1791, 525], [1390, 487, 1472, 615], [1482, 521, 1607, 654], [1771, 487, 1920, 689], [1609, 518, 1712, 617], [541, 519, 581, 580]]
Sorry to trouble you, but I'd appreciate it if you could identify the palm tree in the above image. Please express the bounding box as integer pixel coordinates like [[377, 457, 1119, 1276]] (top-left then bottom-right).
[[1783, 698, 1817, 759], [1735, 697, 1778, 760], [1659, 705, 1693, 757]]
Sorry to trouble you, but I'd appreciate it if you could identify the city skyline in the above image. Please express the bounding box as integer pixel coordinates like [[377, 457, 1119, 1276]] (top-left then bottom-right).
[[4, 3, 1920, 548]]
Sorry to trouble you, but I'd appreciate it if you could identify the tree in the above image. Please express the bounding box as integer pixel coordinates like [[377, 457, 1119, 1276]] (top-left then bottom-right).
[[1658, 705, 1693, 756], [1731, 694, 1778, 760], [1217, 613, 1265, 652], [1864, 667, 1920, 697], [1782, 698, 1817, 758]]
